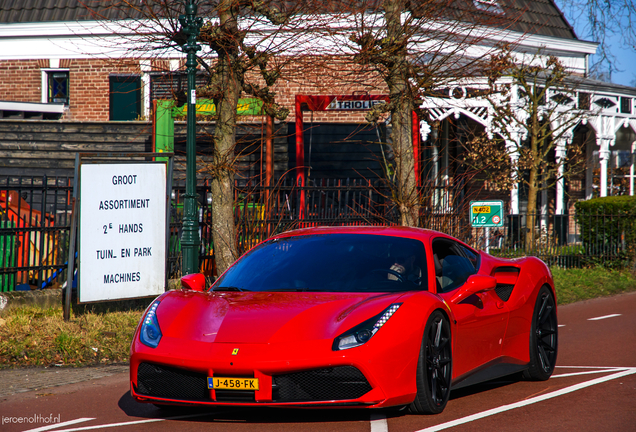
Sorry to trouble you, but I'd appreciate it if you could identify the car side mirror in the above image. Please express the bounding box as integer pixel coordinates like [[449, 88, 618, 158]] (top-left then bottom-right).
[[450, 274, 497, 304], [181, 273, 206, 292]]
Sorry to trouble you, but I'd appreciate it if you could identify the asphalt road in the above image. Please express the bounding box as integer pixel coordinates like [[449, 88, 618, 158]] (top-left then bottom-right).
[[1, 291, 635, 432]]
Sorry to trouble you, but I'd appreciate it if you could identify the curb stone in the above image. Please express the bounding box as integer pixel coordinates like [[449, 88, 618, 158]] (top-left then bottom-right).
[[0, 289, 62, 317], [0, 365, 129, 397]]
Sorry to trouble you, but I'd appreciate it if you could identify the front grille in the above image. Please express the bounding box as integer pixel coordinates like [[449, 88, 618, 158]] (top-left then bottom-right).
[[272, 366, 372, 402], [495, 283, 515, 301], [137, 362, 208, 401], [215, 389, 256, 402], [137, 363, 372, 404]]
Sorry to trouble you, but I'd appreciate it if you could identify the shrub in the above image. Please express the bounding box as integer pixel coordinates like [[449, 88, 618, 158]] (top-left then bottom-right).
[[575, 196, 636, 268]]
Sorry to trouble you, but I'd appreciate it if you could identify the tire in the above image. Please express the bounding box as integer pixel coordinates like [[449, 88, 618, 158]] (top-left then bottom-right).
[[409, 310, 452, 414], [523, 286, 558, 381]]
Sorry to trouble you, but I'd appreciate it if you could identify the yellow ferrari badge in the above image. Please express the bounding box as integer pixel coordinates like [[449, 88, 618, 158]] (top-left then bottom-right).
[[232, 348, 239, 355]]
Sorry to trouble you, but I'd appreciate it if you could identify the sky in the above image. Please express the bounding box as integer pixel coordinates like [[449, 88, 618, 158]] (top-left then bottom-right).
[[555, 1, 636, 88]]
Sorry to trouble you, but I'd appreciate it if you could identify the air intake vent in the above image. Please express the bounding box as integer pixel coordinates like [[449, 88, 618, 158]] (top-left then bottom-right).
[[137, 362, 208, 401], [492, 266, 519, 302], [495, 283, 515, 301], [273, 366, 372, 402]]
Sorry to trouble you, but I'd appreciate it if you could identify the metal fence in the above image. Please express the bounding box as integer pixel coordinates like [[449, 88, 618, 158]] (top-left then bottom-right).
[[169, 177, 400, 277], [466, 210, 636, 268], [173, 178, 635, 274], [0, 176, 73, 291], [2, 175, 634, 291]]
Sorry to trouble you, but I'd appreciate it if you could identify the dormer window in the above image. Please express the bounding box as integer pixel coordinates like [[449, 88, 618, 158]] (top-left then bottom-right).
[[473, 0, 504, 14]]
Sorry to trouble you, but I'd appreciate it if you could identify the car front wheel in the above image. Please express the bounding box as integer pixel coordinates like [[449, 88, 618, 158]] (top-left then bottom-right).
[[410, 310, 452, 414]]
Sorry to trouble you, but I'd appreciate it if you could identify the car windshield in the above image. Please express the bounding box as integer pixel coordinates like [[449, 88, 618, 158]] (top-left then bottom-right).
[[213, 234, 427, 293]]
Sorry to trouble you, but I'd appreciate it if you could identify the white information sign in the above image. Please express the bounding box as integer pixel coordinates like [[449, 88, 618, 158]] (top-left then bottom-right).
[[79, 163, 167, 302]]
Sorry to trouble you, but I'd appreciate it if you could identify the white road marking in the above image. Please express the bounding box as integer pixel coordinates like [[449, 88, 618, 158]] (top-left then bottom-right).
[[42, 413, 214, 432], [23, 418, 95, 432], [555, 365, 626, 369], [42, 418, 163, 431], [588, 313, 622, 321], [370, 412, 389, 432], [415, 367, 636, 432], [552, 368, 626, 378]]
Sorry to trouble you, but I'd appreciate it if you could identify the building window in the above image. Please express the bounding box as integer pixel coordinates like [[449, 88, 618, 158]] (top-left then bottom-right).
[[110, 75, 142, 121], [48, 71, 69, 104], [578, 92, 591, 110], [621, 97, 632, 114]]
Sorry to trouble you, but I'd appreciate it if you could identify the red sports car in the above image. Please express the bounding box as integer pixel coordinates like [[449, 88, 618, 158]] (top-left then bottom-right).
[[130, 226, 557, 414]]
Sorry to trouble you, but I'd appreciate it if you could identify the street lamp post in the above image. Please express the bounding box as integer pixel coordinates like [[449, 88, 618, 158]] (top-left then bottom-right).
[[178, 1, 203, 276]]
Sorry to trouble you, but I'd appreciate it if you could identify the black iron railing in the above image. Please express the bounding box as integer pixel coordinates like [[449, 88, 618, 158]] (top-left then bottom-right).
[[0, 176, 73, 291], [2, 174, 634, 291]]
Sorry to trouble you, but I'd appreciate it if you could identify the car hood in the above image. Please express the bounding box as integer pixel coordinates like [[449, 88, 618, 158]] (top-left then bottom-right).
[[156, 290, 405, 344]]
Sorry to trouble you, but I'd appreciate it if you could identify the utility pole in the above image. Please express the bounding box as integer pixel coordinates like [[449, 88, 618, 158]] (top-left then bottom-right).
[[178, 0, 202, 275]]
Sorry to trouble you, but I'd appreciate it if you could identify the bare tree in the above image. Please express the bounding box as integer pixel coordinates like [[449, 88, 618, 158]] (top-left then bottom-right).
[[323, 0, 518, 227], [556, 0, 636, 82], [194, 0, 294, 273], [465, 50, 590, 248], [92, 0, 316, 274]]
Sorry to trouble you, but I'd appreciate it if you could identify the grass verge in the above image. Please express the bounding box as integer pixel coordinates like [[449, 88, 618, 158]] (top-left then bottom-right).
[[0, 306, 143, 369], [552, 266, 636, 305], [1, 267, 635, 368]]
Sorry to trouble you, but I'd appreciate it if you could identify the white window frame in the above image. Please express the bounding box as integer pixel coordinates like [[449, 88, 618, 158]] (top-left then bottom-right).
[[41, 68, 70, 104]]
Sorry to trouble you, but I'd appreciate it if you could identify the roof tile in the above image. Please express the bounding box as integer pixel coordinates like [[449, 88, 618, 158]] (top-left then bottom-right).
[[0, 0, 577, 40]]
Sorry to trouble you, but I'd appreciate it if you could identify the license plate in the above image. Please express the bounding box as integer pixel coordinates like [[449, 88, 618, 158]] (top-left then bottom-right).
[[208, 377, 259, 391]]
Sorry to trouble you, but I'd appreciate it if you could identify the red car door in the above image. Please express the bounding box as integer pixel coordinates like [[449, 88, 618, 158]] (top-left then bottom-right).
[[432, 238, 509, 380], [440, 288, 509, 379]]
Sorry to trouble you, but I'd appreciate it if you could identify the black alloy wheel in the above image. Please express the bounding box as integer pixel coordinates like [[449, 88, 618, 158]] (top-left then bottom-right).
[[524, 286, 558, 381], [410, 310, 452, 414]]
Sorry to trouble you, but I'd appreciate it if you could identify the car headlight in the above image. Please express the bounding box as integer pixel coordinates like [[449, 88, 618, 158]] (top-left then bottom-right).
[[139, 300, 162, 348], [333, 303, 402, 350]]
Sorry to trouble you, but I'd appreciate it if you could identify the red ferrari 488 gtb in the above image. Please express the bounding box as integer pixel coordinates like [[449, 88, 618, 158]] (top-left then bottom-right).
[[130, 226, 557, 414]]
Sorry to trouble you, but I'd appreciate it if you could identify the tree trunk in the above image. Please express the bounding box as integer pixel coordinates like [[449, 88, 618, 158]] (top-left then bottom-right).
[[210, 4, 240, 274], [525, 168, 538, 250], [525, 123, 540, 249], [385, 0, 419, 227], [392, 97, 419, 226]]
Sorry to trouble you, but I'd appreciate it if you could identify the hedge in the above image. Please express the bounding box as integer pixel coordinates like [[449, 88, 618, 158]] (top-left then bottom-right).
[[574, 196, 636, 267]]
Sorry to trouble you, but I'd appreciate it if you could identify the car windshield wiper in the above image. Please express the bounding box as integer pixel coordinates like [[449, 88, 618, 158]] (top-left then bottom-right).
[[213, 286, 250, 292]]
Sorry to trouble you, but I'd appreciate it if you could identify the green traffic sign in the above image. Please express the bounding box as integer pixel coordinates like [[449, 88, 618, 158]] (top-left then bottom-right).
[[470, 200, 504, 227]]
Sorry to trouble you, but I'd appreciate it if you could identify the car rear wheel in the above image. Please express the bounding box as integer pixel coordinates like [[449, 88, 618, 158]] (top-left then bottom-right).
[[410, 310, 452, 414], [523, 286, 558, 381]]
